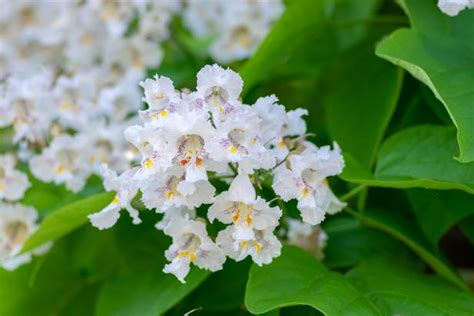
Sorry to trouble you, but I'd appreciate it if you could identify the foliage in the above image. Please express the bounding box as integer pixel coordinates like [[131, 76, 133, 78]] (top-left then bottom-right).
[[2, 0, 474, 315]]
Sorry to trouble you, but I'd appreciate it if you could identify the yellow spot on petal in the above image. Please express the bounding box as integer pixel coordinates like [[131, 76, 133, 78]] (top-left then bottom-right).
[[251, 138, 257, 145], [189, 253, 197, 261], [88, 155, 96, 164], [253, 241, 262, 252], [143, 158, 154, 169], [218, 106, 224, 113], [277, 139, 286, 148], [56, 166, 65, 175], [160, 110, 168, 117], [166, 191, 175, 200], [240, 241, 248, 249], [112, 195, 120, 204], [300, 186, 311, 198], [229, 145, 238, 154], [322, 178, 328, 185], [149, 113, 158, 120]]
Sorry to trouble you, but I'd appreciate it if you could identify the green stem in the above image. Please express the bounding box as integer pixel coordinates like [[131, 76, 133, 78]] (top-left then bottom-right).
[[339, 184, 366, 202]]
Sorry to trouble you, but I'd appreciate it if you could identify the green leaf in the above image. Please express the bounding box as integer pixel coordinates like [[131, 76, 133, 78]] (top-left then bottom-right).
[[244, 246, 382, 315], [188, 259, 251, 312], [0, 227, 119, 315], [376, 0, 474, 162], [95, 268, 208, 316], [241, 0, 381, 96], [322, 41, 403, 167], [22, 192, 114, 252], [347, 258, 474, 315], [94, 211, 209, 316], [346, 208, 466, 289], [341, 125, 474, 193], [407, 189, 474, 246], [323, 215, 408, 269], [459, 215, 474, 245]]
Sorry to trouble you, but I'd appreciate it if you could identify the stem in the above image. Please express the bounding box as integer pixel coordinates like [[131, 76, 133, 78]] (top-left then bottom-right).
[[339, 184, 366, 202], [228, 163, 238, 176]]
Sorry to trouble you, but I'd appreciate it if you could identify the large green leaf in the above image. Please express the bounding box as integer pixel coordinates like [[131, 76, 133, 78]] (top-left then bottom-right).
[[322, 41, 403, 167], [341, 125, 474, 193], [241, 0, 381, 96], [244, 246, 382, 315], [407, 189, 474, 246], [323, 215, 408, 269], [22, 192, 114, 252], [95, 268, 208, 316], [376, 0, 474, 162], [347, 258, 474, 315], [346, 208, 466, 288], [0, 227, 118, 316], [95, 213, 209, 316]]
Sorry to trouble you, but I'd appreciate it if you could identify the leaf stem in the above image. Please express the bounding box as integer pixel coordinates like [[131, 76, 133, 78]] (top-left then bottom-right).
[[339, 184, 366, 202]]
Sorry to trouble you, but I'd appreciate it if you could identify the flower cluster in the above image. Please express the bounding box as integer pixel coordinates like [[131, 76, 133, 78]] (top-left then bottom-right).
[[88, 65, 345, 282], [438, 0, 474, 16], [0, 154, 49, 270], [183, 0, 284, 64], [0, 1, 178, 192]]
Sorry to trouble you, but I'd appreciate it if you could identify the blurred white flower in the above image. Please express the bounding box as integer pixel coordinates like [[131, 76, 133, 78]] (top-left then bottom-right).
[[0, 154, 30, 202], [0, 202, 51, 270]]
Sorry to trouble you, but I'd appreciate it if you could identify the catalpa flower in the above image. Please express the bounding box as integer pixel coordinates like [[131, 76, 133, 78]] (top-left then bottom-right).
[[88, 165, 141, 230], [141, 167, 215, 212], [195, 64, 243, 117], [273, 143, 346, 225], [163, 216, 225, 283], [0, 154, 30, 202], [438, 0, 474, 16], [0, 203, 51, 270], [29, 134, 89, 192], [217, 226, 281, 266], [208, 173, 281, 242]]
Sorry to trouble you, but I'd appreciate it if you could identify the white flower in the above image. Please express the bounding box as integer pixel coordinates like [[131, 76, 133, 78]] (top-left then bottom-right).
[[29, 134, 89, 192], [163, 216, 225, 283], [140, 75, 179, 115], [161, 111, 224, 182], [438, 0, 472, 16], [0, 202, 50, 270], [286, 218, 327, 260], [206, 108, 274, 172], [124, 124, 172, 179], [217, 226, 281, 266], [273, 143, 345, 225], [88, 166, 141, 230], [183, 0, 284, 64], [141, 168, 215, 212], [155, 206, 196, 231], [195, 64, 243, 116], [0, 154, 30, 202], [209, 173, 281, 242]]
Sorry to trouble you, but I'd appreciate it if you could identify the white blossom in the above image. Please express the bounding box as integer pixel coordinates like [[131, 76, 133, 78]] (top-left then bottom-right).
[[88, 165, 141, 230], [438, 0, 474, 16], [0, 202, 50, 270], [273, 143, 346, 225], [0, 154, 30, 202], [209, 174, 281, 242], [217, 226, 281, 266], [286, 218, 327, 260], [163, 216, 225, 283]]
